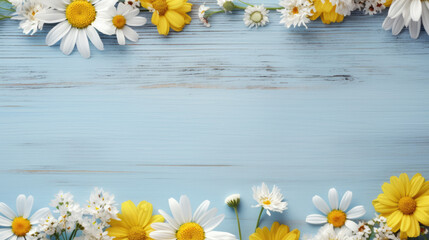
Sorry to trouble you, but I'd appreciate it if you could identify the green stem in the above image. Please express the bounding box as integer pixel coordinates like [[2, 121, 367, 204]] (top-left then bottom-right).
[[68, 229, 78, 240], [234, 207, 242, 240], [233, 5, 247, 10], [423, 235, 428, 240], [265, 7, 283, 10], [0, 6, 13, 11], [255, 207, 264, 232], [237, 0, 253, 6]]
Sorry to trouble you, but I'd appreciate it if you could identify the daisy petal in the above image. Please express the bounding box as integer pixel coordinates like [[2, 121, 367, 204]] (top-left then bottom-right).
[[410, 0, 422, 22], [180, 195, 192, 223], [339, 191, 352, 211], [409, 19, 422, 39], [116, 29, 126, 45], [0, 229, 13, 240], [0, 215, 12, 226], [23, 195, 33, 219], [312, 195, 331, 215], [126, 16, 147, 26], [60, 28, 78, 56], [46, 21, 71, 46], [346, 205, 366, 219], [76, 29, 90, 58], [305, 214, 328, 224], [328, 188, 339, 210], [193, 200, 210, 223], [203, 214, 224, 232], [0, 203, 16, 220], [29, 208, 50, 224], [85, 25, 104, 51], [16, 195, 26, 217], [123, 26, 139, 42], [345, 220, 359, 232]]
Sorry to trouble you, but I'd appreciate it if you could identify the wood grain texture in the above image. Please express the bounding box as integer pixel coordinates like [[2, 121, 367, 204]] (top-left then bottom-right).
[[1, 1, 429, 238]]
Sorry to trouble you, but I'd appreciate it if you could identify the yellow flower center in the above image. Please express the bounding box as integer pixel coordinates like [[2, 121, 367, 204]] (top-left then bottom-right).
[[292, 7, 299, 14], [12, 217, 31, 237], [66, 0, 96, 29], [398, 197, 417, 215], [327, 210, 347, 228], [152, 0, 168, 16], [250, 11, 263, 23], [262, 198, 271, 205], [176, 223, 205, 240], [128, 226, 147, 240], [112, 15, 127, 29]]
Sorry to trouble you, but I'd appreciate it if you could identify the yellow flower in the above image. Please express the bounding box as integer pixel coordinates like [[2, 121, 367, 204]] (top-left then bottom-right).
[[107, 200, 164, 240], [384, 0, 392, 7], [372, 173, 429, 238], [250, 222, 300, 240], [140, 0, 192, 35], [310, 0, 344, 24]]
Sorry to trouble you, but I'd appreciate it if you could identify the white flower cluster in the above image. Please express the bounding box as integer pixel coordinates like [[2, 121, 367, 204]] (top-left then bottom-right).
[[354, 0, 386, 15], [30, 188, 119, 240], [366, 215, 399, 240]]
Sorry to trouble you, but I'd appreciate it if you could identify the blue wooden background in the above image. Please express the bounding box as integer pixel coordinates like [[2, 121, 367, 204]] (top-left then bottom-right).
[[1, 0, 429, 238]]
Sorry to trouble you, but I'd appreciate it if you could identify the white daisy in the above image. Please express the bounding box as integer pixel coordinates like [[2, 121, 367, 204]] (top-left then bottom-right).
[[36, 0, 118, 58], [225, 194, 240, 208], [98, 2, 146, 45], [354, 221, 371, 239], [383, 0, 429, 39], [306, 188, 366, 232], [243, 5, 269, 28], [199, 4, 211, 27], [278, 0, 314, 28], [252, 182, 288, 216], [11, 0, 47, 35], [0, 194, 50, 240], [312, 224, 354, 240], [150, 195, 237, 240], [124, 0, 141, 8]]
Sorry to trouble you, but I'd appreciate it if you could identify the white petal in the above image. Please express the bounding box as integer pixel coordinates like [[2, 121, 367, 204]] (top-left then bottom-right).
[[180, 195, 192, 223], [151, 222, 176, 231], [60, 27, 78, 55], [266, 209, 271, 216], [36, 9, 66, 23], [0, 203, 16, 220], [123, 8, 140, 19], [328, 188, 339, 210], [149, 230, 176, 239], [92, 20, 115, 35], [346, 205, 366, 219], [46, 21, 71, 46], [29, 208, 50, 224], [85, 25, 104, 51], [306, 214, 328, 224], [312, 195, 331, 215], [410, 0, 422, 21], [116, 29, 126, 45], [117, 2, 131, 15], [193, 200, 210, 223], [126, 16, 147, 26], [422, 3, 429, 34], [197, 208, 218, 227], [409, 19, 422, 38], [123, 26, 139, 42], [16, 195, 26, 217], [94, 0, 118, 11], [23, 195, 33, 219], [76, 29, 90, 59], [345, 220, 359, 232], [205, 231, 237, 240], [0, 215, 12, 226], [47, 0, 68, 10], [203, 214, 224, 232], [389, 0, 407, 19], [10, 235, 18, 240], [383, 17, 395, 30], [339, 191, 352, 211], [392, 16, 405, 35], [158, 209, 179, 229], [0, 229, 13, 240]]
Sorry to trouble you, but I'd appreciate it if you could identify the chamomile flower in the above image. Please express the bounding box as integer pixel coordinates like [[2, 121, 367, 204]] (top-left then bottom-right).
[[252, 183, 288, 216], [225, 194, 240, 208], [243, 5, 269, 28], [98, 3, 146, 45], [125, 0, 141, 8], [306, 188, 366, 232], [36, 0, 117, 58], [278, 0, 314, 28], [11, 0, 47, 35], [150, 195, 237, 240], [354, 221, 371, 239], [199, 4, 211, 27], [0, 194, 50, 240], [363, 0, 386, 15]]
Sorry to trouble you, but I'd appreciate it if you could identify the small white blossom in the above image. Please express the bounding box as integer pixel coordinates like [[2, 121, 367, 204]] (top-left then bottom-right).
[[312, 224, 354, 240], [252, 182, 287, 216], [11, 0, 47, 35], [243, 5, 269, 28], [199, 4, 211, 27], [124, 0, 141, 8], [225, 194, 241, 208]]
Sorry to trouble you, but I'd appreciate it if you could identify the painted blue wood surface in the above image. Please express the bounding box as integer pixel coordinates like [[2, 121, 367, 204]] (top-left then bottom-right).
[[1, 1, 429, 238]]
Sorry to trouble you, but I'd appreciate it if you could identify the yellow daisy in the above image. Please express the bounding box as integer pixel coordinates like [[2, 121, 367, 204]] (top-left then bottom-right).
[[249, 222, 300, 240], [140, 0, 192, 35], [310, 0, 344, 24], [373, 173, 429, 238], [107, 200, 164, 240]]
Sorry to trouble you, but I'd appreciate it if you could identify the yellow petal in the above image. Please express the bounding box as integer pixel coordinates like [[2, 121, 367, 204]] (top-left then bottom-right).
[[382, 183, 401, 201], [387, 210, 404, 232], [410, 174, 424, 197], [121, 200, 139, 227], [107, 226, 129, 238], [137, 201, 153, 227], [414, 207, 429, 226], [152, 11, 160, 25], [157, 16, 170, 35], [416, 195, 429, 207], [399, 173, 411, 196], [415, 181, 429, 198], [140, 0, 153, 9], [391, 176, 406, 197], [166, 0, 183, 10], [400, 214, 411, 233], [407, 215, 420, 237], [165, 10, 185, 29]]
